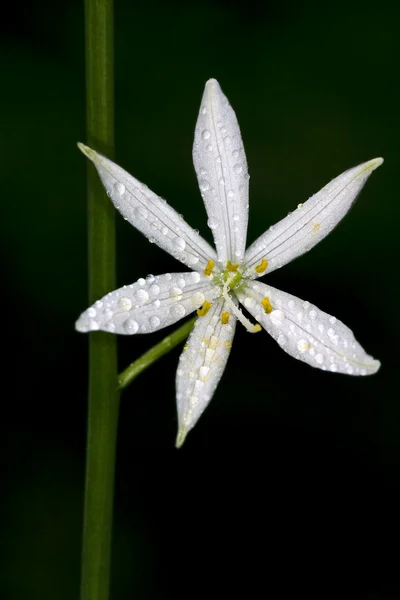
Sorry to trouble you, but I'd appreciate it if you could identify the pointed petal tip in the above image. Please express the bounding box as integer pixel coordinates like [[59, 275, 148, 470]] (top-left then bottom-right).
[[75, 315, 90, 333], [205, 78, 220, 90], [364, 157, 384, 171], [175, 427, 188, 449], [77, 142, 97, 161]]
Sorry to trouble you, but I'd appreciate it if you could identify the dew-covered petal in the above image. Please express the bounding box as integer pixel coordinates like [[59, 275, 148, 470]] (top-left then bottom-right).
[[78, 144, 217, 271], [175, 297, 237, 447], [76, 272, 219, 335], [237, 281, 380, 375], [192, 79, 249, 264], [244, 158, 383, 277]]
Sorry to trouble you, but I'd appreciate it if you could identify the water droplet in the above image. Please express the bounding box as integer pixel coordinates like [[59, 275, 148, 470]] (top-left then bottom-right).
[[233, 214, 240, 222], [220, 127, 227, 134], [191, 272, 201, 284], [232, 150, 239, 158], [154, 299, 161, 308], [199, 179, 210, 192], [118, 297, 132, 311], [219, 177, 225, 186], [170, 304, 186, 318], [206, 144, 213, 152], [137, 278, 146, 286], [135, 206, 148, 219], [302, 301, 310, 310], [309, 310, 317, 320], [161, 226, 169, 236], [202, 129, 211, 140], [330, 363, 338, 372], [150, 315, 161, 328], [191, 291, 205, 306], [88, 307, 96, 318], [200, 167, 207, 175], [270, 310, 285, 327], [288, 300, 295, 310], [297, 339, 310, 353], [223, 136, 231, 145], [188, 255, 200, 265], [173, 236, 186, 252], [201, 106, 207, 115], [327, 328, 336, 338], [329, 316, 337, 325], [114, 182, 125, 195], [297, 203, 303, 209], [149, 284, 160, 297], [233, 163, 243, 174], [207, 217, 219, 230], [170, 286, 183, 299], [136, 289, 149, 304], [315, 353, 324, 364], [165, 273, 172, 280], [123, 319, 139, 334], [227, 190, 234, 198]]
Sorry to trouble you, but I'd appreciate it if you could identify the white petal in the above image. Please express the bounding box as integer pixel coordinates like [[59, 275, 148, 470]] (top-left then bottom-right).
[[75, 272, 219, 334], [175, 297, 237, 447], [78, 144, 217, 271], [192, 79, 249, 264], [244, 158, 383, 277], [237, 281, 380, 375]]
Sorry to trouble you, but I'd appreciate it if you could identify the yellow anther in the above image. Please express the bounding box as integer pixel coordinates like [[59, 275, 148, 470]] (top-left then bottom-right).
[[312, 223, 321, 232], [197, 301, 212, 317], [221, 311, 230, 324], [226, 260, 239, 272], [204, 259, 215, 277], [255, 257, 268, 274], [253, 324, 262, 332], [261, 296, 273, 314]]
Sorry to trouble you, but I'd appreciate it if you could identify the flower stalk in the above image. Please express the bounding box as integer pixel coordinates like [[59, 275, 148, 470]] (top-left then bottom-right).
[[80, 0, 118, 598]]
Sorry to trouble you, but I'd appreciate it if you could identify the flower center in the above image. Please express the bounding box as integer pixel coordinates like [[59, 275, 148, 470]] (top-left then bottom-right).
[[221, 273, 261, 333]]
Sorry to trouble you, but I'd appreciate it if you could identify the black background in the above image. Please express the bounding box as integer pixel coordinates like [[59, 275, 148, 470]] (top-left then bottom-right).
[[1, 0, 399, 598]]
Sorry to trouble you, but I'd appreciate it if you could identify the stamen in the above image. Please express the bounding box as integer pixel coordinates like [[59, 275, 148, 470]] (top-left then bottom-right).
[[221, 312, 230, 324], [226, 260, 239, 272], [197, 301, 212, 317], [255, 257, 268, 274], [261, 296, 273, 314], [222, 278, 261, 333], [204, 260, 215, 277]]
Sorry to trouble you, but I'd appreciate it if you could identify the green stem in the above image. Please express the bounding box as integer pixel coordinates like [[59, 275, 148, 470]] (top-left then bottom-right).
[[81, 0, 118, 598], [118, 317, 196, 391]]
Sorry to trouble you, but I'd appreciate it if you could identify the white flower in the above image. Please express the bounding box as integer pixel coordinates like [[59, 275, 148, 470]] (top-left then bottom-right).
[[76, 78, 382, 447]]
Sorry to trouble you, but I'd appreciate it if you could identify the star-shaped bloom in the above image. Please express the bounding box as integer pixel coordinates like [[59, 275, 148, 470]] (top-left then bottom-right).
[[76, 79, 382, 447]]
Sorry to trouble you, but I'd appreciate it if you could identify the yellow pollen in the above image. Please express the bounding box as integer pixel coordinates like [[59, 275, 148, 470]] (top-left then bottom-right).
[[197, 301, 212, 317], [312, 223, 321, 232], [204, 260, 215, 277], [221, 311, 230, 324], [261, 296, 273, 314], [253, 324, 262, 332], [224, 340, 232, 349], [255, 258, 268, 274], [226, 260, 239, 272]]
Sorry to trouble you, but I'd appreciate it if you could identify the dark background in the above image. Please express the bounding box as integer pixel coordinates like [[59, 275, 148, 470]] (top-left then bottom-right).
[[1, 0, 399, 598]]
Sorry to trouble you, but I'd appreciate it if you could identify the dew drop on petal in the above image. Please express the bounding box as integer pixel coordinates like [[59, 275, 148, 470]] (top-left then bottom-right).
[[199, 179, 210, 192], [161, 226, 169, 236], [118, 297, 132, 311], [172, 237, 186, 252], [270, 310, 285, 327], [123, 319, 139, 334], [114, 182, 125, 195], [88, 307, 96, 318], [149, 284, 160, 297], [150, 315, 161, 328], [315, 353, 324, 365], [233, 163, 243, 174], [207, 218, 219, 230], [191, 272, 201, 284], [170, 304, 186, 318], [202, 129, 211, 140], [136, 289, 149, 304]]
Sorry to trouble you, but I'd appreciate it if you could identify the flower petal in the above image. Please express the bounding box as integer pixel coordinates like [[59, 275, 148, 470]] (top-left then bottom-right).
[[76, 272, 219, 334], [244, 158, 383, 277], [192, 79, 249, 264], [237, 281, 380, 375], [175, 297, 237, 447], [78, 144, 217, 271]]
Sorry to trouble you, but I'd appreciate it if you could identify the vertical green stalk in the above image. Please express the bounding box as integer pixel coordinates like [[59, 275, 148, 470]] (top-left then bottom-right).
[[81, 0, 118, 598]]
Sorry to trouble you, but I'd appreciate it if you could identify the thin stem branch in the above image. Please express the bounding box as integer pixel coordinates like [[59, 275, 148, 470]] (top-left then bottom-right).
[[118, 317, 196, 391], [80, 0, 118, 598]]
